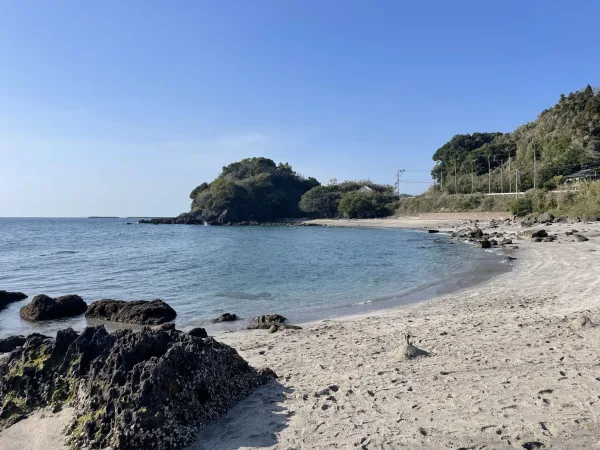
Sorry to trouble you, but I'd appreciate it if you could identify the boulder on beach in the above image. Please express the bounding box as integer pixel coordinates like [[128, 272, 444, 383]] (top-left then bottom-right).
[[0, 290, 28, 310], [524, 229, 548, 239], [537, 212, 555, 223], [247, 314, 287, 330], [475, 239, 491, 249], [574, 234, 589, 242], [0, 325, 275, 449], [19, 294, 87, 321], [467, 228, 484, 239], [85, 299, 176, 325], [212, 312, 238, 323]]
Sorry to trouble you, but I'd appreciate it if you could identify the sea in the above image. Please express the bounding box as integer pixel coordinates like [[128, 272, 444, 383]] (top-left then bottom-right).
[[0, 218, 511, 338]]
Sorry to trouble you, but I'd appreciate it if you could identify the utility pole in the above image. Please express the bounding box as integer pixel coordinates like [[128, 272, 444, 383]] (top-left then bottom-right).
[[454, 161, 458, 194], [500, 160, 503, 193], [488, 154, 491, 194], [515, 169, 519, 198], [471, 161, 474, 194], [533, 149, 537, 190], [440, 168, 443, 195], [394, 169, 405, 199], [508, 153, 512, 193]]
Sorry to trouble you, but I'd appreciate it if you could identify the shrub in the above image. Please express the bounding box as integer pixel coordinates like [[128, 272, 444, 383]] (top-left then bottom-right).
[[509, 198, 533, 217]]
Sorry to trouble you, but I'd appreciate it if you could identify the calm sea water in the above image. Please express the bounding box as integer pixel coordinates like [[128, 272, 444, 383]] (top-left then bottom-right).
[[0, 218, 509, 337]]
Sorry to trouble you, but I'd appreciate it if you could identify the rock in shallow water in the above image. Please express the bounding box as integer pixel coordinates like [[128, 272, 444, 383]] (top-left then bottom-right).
[[212, 312, 238, 323], [85, 299, 176, 325], [247, 314, 287, 330], [0, 325, 275, 449], [0, 290, 28, 311], [19, 294, 87, 321]]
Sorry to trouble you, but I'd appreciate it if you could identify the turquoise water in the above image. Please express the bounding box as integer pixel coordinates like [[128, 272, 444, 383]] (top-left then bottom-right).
[[0, 218, 508, 337]]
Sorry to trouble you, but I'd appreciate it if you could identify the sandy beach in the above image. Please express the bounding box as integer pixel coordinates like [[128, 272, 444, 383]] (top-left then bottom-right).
[[4, 218, 600, 449]]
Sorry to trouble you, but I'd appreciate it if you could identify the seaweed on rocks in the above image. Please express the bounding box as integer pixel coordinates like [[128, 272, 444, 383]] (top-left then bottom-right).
[[0, 325, 275, 449]]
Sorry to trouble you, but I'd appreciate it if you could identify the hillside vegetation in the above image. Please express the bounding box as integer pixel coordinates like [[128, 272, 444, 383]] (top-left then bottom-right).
[[396, 181, 600, 220], [432, 85, 600, 193]]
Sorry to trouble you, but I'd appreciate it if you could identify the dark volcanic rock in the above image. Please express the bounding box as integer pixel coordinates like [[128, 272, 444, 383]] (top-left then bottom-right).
[[0, 326, 274, 449], [247, 314, 287, 330], [524, 229, 548, 239], [19, 294, 87, 321], [139, 212, 203, 225], [188, 327, 208, 338], [0, 291, 28, 310], [212, 313, 238, 323], [85, 299, 176, 325], [574, 234, 589, 242], [475, 239, 491, 249], [0, 335, 26, 353], [427, 229, 439, 234], [467, 228, 484, 239]]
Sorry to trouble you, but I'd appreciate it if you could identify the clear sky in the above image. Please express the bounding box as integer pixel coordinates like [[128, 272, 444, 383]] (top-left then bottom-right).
[[1, 1, 598, 217]]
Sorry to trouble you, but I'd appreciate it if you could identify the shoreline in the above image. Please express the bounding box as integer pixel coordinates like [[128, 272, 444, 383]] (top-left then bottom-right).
[[198, 218, 600, 449], [4, 218, 600, 449]]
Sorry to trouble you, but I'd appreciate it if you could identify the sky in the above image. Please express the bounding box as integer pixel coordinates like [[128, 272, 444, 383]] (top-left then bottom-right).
[[1, 1, 599, 217]]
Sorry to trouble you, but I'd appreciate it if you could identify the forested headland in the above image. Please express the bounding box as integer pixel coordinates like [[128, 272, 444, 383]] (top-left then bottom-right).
[[397, 84, 600, 218]]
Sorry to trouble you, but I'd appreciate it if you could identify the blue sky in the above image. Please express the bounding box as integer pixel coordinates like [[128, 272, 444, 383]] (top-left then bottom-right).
[[1, 1, 598, 217]]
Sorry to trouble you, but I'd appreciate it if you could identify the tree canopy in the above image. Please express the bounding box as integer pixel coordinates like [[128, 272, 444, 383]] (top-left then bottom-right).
[[298, 180, 395, 219], [189, 157, 319, 223]]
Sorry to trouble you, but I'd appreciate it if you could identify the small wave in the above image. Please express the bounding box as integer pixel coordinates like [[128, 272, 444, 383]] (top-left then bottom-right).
[[214, 291, 272, 300], [353, 300, 373, 306], [40, 250, 77, 256]]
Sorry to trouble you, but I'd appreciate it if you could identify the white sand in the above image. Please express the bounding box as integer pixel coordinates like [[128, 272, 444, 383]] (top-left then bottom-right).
[[4, 219, 600, 449]]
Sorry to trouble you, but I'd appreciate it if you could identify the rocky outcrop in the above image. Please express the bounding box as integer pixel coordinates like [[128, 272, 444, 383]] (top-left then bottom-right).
[[0, 326, 275, 449], [537, 212, 555, 223], [212, 313, 238, 323], [85, 299, 176, 325], [139, 212, 204, 225], [19, 294, 87, 321], [475, 239, 491, 249], [524, 229, 548, 239], [0, 335, 26, 353], [188, 327, 208, 338], [0, 291, 27, 311], [247, 314, 287, 330]]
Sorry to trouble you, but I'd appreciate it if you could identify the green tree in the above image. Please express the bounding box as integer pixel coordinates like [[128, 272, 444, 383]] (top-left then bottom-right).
[[299, 186, 342, 218], [338, 191, 394, 219]]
